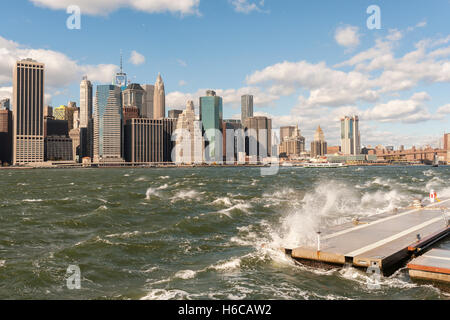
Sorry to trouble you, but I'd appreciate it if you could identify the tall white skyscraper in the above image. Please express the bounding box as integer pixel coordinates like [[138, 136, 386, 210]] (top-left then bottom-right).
[[80, 77, 93, 129], [153, 74, 165, 119], [341, 115, 361, 155], [175, 100, 197, 164]]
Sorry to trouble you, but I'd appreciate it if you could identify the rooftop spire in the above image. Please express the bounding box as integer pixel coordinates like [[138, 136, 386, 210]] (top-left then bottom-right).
[[120, 50, 123, 73]]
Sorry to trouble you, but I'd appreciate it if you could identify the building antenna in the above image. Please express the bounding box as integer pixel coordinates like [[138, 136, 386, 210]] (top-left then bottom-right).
[[120, 50, 123, 73]]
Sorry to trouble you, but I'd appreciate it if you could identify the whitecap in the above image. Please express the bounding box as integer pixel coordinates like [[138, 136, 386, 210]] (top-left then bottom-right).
[[140, 289, 190, 300], [145, 188, 160, 200], [174, 270, 197, 280]]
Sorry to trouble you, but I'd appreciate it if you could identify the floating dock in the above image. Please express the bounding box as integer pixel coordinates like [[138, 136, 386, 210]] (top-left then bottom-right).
[[286, 198, 450, 275], [408, 249, 450, 283]]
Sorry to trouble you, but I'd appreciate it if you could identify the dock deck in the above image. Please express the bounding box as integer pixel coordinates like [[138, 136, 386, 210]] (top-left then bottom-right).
[[287, 198, 450, 275], [408, 249, 450, 283]]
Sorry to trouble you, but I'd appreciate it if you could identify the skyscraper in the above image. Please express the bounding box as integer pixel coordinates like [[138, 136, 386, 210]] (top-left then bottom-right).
[[279, 125, 305, 158], [175, 101, 197, 164], [114, 52, 128, 90], [80, 77, 93, 128], [200, 90, 223, 162], [122, 83, 144, 123], [280, 126, 297, 142], [241, 95, 253, 124], [142, 84, 155, 119], [12, 59, 45, 165], [122, 83, 144, 112], [153, 74, 165, 119], [244, 116, 272, 161], [341, 115, 361, 155], [93, 85, 123, 162], [311, 125, 328, 158], [124, 118, 163, 163], [0, 109, 12, 164]]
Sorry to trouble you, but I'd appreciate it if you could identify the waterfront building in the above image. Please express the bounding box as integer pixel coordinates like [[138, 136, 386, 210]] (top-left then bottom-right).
[[0, 98, 10, 110], [0, 109, 13, 164], [200, 90, 223, 162], [193, 120, 204, 164], [174, 101, 196, 164], [153, 74, 166, 119], [222, 119, 242, 163], [279, 125, 304, 159], [241, 95, 253, 124], [373, 135, 450, 163], [93, 85, 123, 162], [142, 84, 155, 119], [80, 77, 93, 128], [12, 59, 45, 165], [244, 116, 272, 160], [163, 118, 177, 162], [341, 115, 361, 155], [124, 118, 163, 163], [310, 126, 328, 158], [168, 109, 183, 119], [44, 136, 73, 161]]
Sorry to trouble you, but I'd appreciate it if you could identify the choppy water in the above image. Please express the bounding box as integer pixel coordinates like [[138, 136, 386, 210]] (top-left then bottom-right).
[[0, 166, 449, 300]]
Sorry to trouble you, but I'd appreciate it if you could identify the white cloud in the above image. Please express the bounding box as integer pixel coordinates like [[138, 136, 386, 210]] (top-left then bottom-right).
[[246, 60, 378, 107], [334, 25, 360, 48], [129, 50, 145, 66], [178, 80, 187, 86], [30, 0, 200, 16], [362, 92, 438, 123], [437, 104, 450, 114], [167, 87, 279, 109], [0, 86, 12, 100], [230, 0, 265, 14], [0, 36, 118, 104]]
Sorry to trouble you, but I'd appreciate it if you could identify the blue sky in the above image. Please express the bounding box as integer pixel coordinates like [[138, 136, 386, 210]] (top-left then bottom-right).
[[0, 0, 449, 147]]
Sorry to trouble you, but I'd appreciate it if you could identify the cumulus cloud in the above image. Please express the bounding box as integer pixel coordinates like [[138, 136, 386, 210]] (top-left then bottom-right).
[[230, 0, 265, 14], [29, 0, 200, 16], [437, 104, 450, 114], [0, 36, 118, 103], [362, 92, 438, 123], [246, 60, 378, 107], [129, 50, 145, 65], [334, 25, 360, 48], [167, 87, 279, 109]]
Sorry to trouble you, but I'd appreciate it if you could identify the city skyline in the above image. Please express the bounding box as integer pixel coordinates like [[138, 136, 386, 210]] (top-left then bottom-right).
[[0, 1, 449, 149]]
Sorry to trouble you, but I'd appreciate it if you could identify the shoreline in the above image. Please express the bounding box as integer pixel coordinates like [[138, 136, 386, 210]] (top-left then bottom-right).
[[0, 163, 447, 170]]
